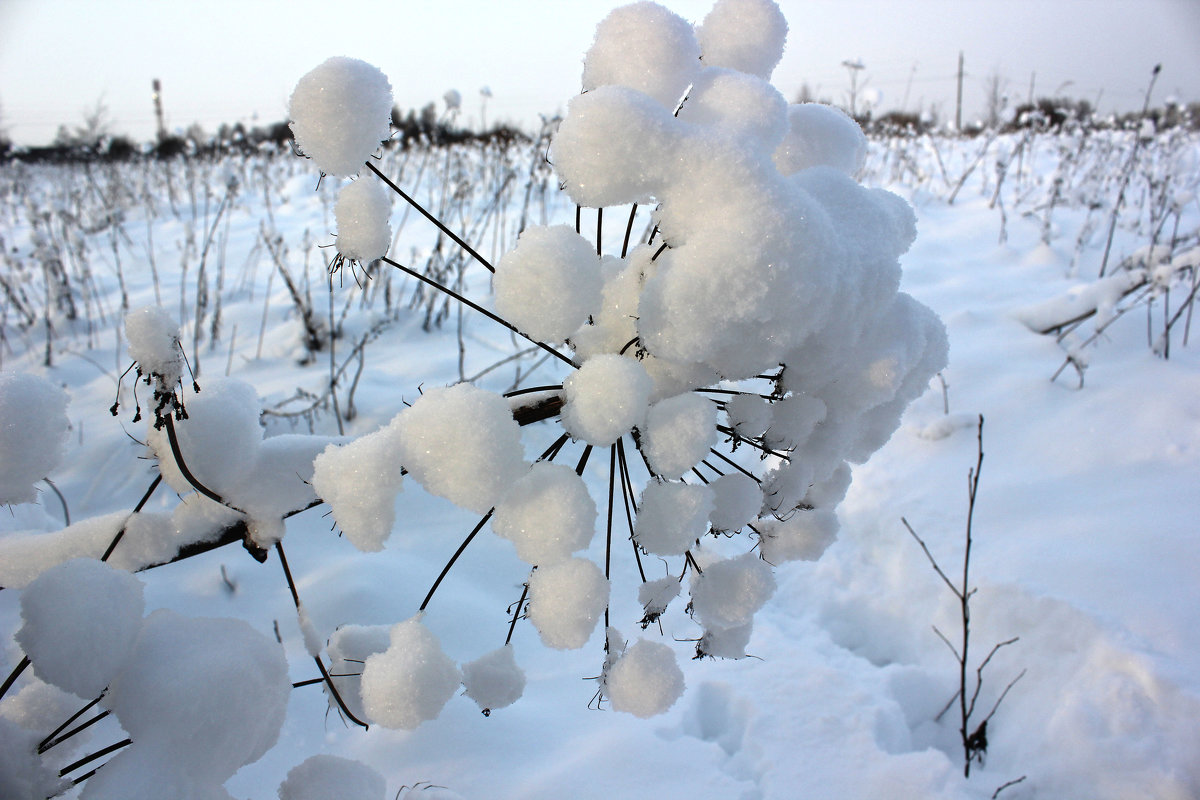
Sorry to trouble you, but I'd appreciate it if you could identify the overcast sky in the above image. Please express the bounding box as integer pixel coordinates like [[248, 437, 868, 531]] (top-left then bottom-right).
[[1, 0, 1197, 145]]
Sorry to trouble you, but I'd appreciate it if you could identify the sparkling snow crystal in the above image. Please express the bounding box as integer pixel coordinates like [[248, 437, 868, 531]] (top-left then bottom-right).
[[289, 57, 393, 177], [0, 372, 69, 505]]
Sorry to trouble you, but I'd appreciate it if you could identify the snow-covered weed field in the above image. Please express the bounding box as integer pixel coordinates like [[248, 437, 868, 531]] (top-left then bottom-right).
[[3, 3, 1200, 799]]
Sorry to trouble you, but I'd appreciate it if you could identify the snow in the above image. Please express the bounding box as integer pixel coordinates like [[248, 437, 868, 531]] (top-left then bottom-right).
[[581, 2, 700, 109], [360, 616, 462, 730], [688, 551, 776, 631], [394, 383, 526, 515], [312, 422, 404, 551], [642, 392, 718, 479], [335, 178, 392, 263], [0, 372, 69, 505], [526, 557, 610, 650], [634, 480, 713, 556], [461, 645, 526, 714], [774, 103, 868, 176], [695, 0, 789, 79], [123, 306, 184, 391], [491, 462, 597, 566], [289, 57, 393, 178], [278, 755, 386, 800], [494, 224, 603, 345], [15, 559, 144, 699], [561, 354, 653, 446], [603, 635, 685, 718]]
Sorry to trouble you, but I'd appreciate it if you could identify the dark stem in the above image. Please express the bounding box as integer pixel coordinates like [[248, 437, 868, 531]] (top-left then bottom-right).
[[419, 510, 494, 612], [59, 737, 131, 780]]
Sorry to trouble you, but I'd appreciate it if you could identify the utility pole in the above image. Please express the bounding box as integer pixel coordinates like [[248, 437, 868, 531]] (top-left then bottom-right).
[[152, 79, 166, 141], [842, 59, 865, 118], [955, 52, 964, 132]]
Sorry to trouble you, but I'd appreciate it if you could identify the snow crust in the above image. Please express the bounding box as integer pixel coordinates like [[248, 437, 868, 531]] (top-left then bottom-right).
[[289, 57, 393, 177]]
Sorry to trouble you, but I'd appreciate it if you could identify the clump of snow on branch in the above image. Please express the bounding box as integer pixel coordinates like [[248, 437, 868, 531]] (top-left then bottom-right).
[[603, 634, 685, 718], [278, 755, 386, 800], [561, 354, 653, 446], [527, 557, 609, 649], [289, 56, 393, 177], [582, 1, 700, 108], [491, 462, 597, 565], [312, 423, 404, 551], [494, 224, 603, 344], [634, 481, 713, 556], [461, 645, 526, 713], [360, 617, 462, 729], [123, 306, 184, 390], [16, 558, 144, 699], [335, 178, 392, 263], [0, 372, 69, 505]]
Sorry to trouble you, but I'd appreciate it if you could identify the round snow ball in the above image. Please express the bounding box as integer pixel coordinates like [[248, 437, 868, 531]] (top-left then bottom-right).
[[279, 755, 386, 800], [677, 68, 789, 150], [124, 305, 183, 386], [360, 617, 462, 730], [492, 462, 597, 566], [634, 481, 713, 556], [725, 393, 772, 439], [494, 225, 603, 344], [395, 383, 526, 515], [643, 392, 718, 479], [527, 557, 609, 650], [606, 638, 685, 718], [757, 508, 839, 564], [699, 621, 754, 659], [289, 57, 393, 177], [774, 103, 868, 176], [335, 178, 392, 262], [561, 354, 653, 447], [0, 372, 69, 505], [462, 645, 526, 712], [16, 558, 144, 699], [107, 609, 289, 782], [696, 0, 789, 79], [311, 423, 404, 552], [581, 1, 701, 108], [689, 552, 776, 630], [709, 473, 761, 531], [550, 86, 679, 208]]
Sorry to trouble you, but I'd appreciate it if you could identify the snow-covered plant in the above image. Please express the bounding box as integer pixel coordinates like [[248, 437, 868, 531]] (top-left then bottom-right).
[[0, 0, 949, 795]]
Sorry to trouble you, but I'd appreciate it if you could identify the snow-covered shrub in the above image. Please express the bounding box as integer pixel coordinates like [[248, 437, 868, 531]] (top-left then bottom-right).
[[0, 0, 950, 795]]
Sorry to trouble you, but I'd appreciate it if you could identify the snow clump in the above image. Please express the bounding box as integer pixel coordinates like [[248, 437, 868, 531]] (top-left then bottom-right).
[[634, 480, 713, 555], [124, 306, 184, 389], [494, 224, 603, 344], [461, 645, 526, 713], [561, 354, 653, 446], [527, 557, 610, 649], [360, 617, 462, 729], [335, 178, 392, 262], [642, 392, 719, 478], [581, 1, 701, 108], [604, 635, 685, 717], [491, 462, 597, 565], [289, 57, 393, 177], [16, 558, 144, 699], [0, 372, 69, 505], [312, 422, 404, 551], [278, 755, 386, 800]]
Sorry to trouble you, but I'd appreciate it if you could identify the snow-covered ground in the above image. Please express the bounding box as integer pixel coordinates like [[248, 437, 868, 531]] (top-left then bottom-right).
[[2, 81, 1199, 800]]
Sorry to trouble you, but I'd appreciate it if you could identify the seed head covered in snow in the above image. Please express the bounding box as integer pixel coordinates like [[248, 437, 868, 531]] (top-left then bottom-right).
[[527, 557, 610, 649], [689, 552, 776, 630], [16, 558, 144, 699], [634, 480, 713, 556], [708, 472, 761, 531], [638, 575, 681, 624], [0, 372, 69, 505], [604, 636, 685, 718], [124, 305, 183, 388], [311, 422, 404, 552], [757, 508, 839, 564], [491, 462, 597, 565], [360, 617, 462, 729], [335, 178, 392, 263], [581, 2, 700, 108], [642, 392, 719, 479], [278, 755, 386, 800], [696, 0, 789, 79], [494, 225, 603, 344], [461, 644, 526, 713], [561, 354, 653, 446], [394, 383, 526, 515], [289, 57, 393, 177]]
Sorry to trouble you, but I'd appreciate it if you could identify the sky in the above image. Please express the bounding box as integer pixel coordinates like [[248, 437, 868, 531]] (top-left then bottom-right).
[[0, 0, 1198, 146]]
